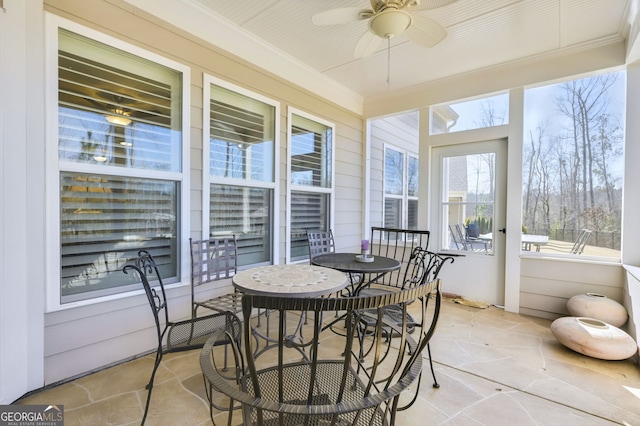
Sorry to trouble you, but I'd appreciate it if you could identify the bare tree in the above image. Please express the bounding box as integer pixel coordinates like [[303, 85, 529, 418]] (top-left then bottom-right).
[[523, 72, 623, 245], [523, 123, 558, 232], [556, 74, 618, 225], [593, 114, 623, 216], [478, 100, 506, 127]]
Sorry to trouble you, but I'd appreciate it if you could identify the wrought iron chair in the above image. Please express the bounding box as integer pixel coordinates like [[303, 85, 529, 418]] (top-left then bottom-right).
[[200, 277, 444, 425], [190, 236, 241, 318], [123, 250, 241, 425], [306, 229, 343, 320], [306, 229, 335, 259], [357, 246, 454, 388], [367, 226, 430, 290], [357, 226, 431, 307], [306, 228, 360, 296]]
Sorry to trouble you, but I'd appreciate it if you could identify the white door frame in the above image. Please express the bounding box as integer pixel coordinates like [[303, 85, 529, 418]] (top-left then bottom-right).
[[419, 90, 524, 312], [430, 139, 508, 306]]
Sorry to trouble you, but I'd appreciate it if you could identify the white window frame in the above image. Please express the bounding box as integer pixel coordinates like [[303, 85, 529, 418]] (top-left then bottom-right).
[[407, 153, 419, 228], [383, 144, 418, 229], [430, 91, 509, 135], [520, 72, 624, 261], [202, 74, 280, 266], [45, 14, 191, 311], [286, 107, 335, 263]]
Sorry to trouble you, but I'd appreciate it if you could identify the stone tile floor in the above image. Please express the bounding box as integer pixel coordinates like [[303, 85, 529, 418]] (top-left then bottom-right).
[[17, 299, 640, 425]]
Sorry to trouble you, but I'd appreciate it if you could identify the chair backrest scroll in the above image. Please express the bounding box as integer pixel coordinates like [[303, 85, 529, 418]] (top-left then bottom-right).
[[369, 227, 430, 289]]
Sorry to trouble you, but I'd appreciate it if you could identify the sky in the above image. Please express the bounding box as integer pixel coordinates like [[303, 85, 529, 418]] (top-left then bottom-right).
[[445, 71, 625, 139]]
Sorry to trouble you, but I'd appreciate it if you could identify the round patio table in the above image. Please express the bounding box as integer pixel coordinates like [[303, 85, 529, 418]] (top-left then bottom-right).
[[232, 264, 349, 358], [233, 263, 348, 297], [310, 252, 401, 295]]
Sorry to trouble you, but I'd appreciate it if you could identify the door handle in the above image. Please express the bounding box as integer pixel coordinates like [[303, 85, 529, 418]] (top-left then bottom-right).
[[499, 228, 506, 234]]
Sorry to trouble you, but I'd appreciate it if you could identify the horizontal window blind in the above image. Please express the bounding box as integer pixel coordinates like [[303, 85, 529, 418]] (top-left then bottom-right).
[[408, 199, 418, 230], [384, 147, 418, 230], [210, 184, 272, 266], [290, 191, 329, 261], [208, 83, 276, 267], [209, 84, 274, 182], [384, 198, 402, 229], [56, 29, 184, 303], [61, 173, 178, 301], [288, 113, 333, 261], [291, 114, 332, 188], [58, 29, 181, 171]]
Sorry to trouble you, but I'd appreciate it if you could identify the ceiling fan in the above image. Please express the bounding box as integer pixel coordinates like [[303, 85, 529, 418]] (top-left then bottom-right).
[[312, 0, 456, 58]]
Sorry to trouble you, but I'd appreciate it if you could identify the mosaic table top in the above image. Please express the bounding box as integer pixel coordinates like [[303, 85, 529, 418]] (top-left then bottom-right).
[[232, 264, 348, 297]]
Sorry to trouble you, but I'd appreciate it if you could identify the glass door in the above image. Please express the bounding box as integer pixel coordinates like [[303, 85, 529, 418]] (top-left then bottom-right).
[[431, 139, 507, 306]]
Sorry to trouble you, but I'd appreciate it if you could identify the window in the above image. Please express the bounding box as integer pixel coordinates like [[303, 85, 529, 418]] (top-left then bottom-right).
[[384, 147, 418, 229], [522, 71, 624, 259], [288, 109, 334, 261], [48, 19, 189, 307], [430, 93, 509, 135], [441, 152, 495, 254], [407, 155, 418, 229], [204, 77, 278, 267]]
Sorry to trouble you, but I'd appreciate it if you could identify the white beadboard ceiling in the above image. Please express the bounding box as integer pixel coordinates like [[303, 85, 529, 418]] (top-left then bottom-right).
[[131, 0, 631, 107]]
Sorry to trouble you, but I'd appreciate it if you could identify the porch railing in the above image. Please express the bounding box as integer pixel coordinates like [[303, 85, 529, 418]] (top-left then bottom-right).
[[526, 228, 621, 251]]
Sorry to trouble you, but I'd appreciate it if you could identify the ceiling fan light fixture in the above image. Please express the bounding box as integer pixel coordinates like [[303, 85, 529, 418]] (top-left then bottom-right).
[[105, 108, 132, 126], [369, 9, 412, 38], [105, 115, 131, 126]]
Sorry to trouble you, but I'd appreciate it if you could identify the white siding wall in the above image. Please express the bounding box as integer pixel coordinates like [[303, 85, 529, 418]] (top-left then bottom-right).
[[333, 121, 364, 251], [368, 112, 419, 229], [0, 0, 47, 404], [520, 258, 625, 320], [623, 266, 640, 350], [31, 0, 364, 388]]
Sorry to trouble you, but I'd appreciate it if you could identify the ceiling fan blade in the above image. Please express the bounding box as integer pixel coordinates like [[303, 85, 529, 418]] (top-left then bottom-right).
[[404, 14, 447, 47], [312, 7, 372, 26], [354, 30, 383, 58], [406, 0, 458, 11]]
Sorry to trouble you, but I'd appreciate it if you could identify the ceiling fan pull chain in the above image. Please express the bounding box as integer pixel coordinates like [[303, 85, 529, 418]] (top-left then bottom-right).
[[386, 37, 391, 86]]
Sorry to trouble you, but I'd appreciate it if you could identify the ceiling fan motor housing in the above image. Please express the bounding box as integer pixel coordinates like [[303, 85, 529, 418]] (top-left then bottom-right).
[[369, 9, 412, 38], [371, 0, 417, 11]]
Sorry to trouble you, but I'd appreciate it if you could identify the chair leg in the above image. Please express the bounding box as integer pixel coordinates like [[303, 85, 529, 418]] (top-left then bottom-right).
[[221, 317, 234, 372], [218, 338, 228, 373], [426, 342, 439, 388], [141, 349, 163, 425]]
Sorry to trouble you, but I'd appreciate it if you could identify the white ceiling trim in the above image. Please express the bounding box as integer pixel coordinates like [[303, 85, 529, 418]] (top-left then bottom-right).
[[123, 0, 364, 115], [626, 0, 640, 62], [363, 38, 627, 119]]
